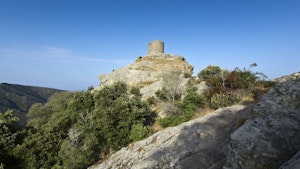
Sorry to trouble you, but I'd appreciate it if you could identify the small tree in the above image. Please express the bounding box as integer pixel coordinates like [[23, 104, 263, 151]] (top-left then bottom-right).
[[197, 65, 223, 81], [198, 65, 226, 95], [161, 71, 185, 104]]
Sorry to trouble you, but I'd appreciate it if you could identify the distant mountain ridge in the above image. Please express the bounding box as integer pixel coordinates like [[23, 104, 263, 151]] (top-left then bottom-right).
[[0, 83, 63, 124]]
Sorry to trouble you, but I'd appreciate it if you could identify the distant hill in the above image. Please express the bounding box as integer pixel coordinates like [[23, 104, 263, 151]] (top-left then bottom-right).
[[0, 83, 64, 124]]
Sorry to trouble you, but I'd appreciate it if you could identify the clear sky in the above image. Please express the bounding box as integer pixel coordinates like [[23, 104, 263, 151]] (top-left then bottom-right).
[[0, 0, 299, 90]]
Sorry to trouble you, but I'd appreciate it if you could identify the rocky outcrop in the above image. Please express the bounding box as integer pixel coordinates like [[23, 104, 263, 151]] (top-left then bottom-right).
[[90, 105, 252, 169], [98, 54, 194, 99], [90, 72, 300, 169], [279, 150, 300, 169], [224, 111, 300, 169], [96, 40, 194, 99], [224, 72, 300, 169]]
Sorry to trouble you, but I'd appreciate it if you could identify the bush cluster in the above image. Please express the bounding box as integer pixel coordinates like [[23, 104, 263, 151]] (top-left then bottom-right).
[[0, 82, 154, 169], [210, 93, 240, 109], [158, 87, 206, 128], [198, 64, 273, 109]]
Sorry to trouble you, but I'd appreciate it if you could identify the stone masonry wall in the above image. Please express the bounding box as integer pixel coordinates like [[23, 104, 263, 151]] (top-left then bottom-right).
[[148, 40, 164, 55]]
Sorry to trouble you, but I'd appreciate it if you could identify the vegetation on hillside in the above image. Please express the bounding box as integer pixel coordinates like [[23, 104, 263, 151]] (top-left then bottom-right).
[[0, 83, 63, 124], [0, 82, 153, 169], [155, 63, 274, 127], [0, 64, 274, 168]]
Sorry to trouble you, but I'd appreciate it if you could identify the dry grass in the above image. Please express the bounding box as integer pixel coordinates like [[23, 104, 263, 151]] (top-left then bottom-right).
[[140, 80, 155, 87], [193, 106, 215, 118], [152, 120, 163, 132]]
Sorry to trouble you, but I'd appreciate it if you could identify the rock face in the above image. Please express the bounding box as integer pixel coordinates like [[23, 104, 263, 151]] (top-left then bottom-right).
[[224, 72, 300, 169], [98, 41, 194, 99], [90, 105, 252, 169], [90, 72, 300, 169], [279, 151, 300, 169]]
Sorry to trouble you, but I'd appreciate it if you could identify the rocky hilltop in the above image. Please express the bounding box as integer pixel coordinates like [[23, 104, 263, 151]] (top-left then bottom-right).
[[98, 40, 194, 99], [90, 72, 300, 169]]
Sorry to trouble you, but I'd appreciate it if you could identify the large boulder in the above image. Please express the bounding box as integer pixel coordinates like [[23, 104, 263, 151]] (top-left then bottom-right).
[[279, 150, 300, 169], [224, 72, 300, 169]]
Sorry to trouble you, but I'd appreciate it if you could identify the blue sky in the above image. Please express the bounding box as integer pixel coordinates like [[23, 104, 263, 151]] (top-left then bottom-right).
[[0, 0, 299, 90]]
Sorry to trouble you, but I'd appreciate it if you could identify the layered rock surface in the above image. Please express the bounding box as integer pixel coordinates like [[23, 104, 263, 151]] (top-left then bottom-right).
[[90, 72, 300, 169], [90, 105, 252, 169], [98, 54, 194, 99], [224, 72, 300, 169]]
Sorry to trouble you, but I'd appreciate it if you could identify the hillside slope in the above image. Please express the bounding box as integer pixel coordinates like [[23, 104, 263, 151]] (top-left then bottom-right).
[[0, 83, 63, 124], [90, 72, 300, 169]]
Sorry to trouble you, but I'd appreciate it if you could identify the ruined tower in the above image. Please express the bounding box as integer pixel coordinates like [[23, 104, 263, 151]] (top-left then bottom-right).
[[148, 40, 164, 55]]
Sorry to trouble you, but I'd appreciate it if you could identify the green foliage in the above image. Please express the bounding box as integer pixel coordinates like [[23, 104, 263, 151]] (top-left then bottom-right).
[[14, 128, 63, 169], [161, 71, 185, 103], [94, 82, 152, 150], [0, 83, 63, 125], [146, 96, 155, 105], [197, 63, 274, 109], [159, 87, 206, 128], [155, 87, 168, 101], [197, 65, 223, 81], [159, 115, 187, 128], [198, 65, 226, 96], [182, 87, 206, 109], [27, 91, 75, 130], [0, 63, 274, 169], [14, 89, 100, 169], [225, 69, 257, 89], [130, 86, 141, 97], [210, 93, 240, 109], [14, 83, 152, 168], [184, 72, 192, 78], [58, 127, 99, 169], [129, 123, 152, 142], [182, 87, 206, 120], [0, 110, 24, 168]]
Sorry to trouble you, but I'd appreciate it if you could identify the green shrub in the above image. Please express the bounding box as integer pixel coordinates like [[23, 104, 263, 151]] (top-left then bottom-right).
[[182, 87, 206, 109], [94, 81, 152, 151], [197, 65, 223, 81], [225, 70, 257, 90], [130, 86, 141, 97], [146, 96, 155, 105], [159, 87, 207, 128], [184, 72, 191, 78], [155, 88, 168, 101], [197, 65, 226, 96], [129, 123, 152, 142], [210, 93, 240, 109], [159, 115, 186, 128]]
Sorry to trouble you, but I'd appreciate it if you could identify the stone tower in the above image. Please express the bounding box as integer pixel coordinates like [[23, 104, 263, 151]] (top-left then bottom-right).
[[148, 40, 164, 55]]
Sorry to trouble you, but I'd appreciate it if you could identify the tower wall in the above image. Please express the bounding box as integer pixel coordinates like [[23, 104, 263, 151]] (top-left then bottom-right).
[[148, 40, 164, 55]]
